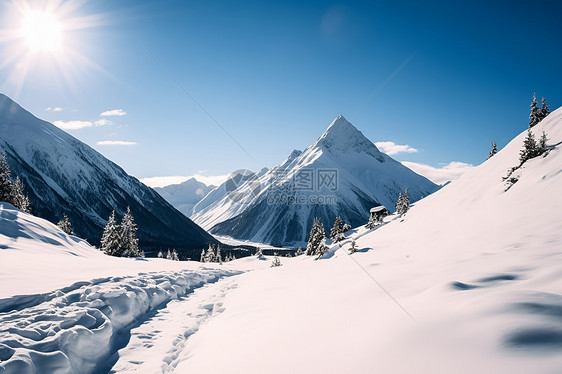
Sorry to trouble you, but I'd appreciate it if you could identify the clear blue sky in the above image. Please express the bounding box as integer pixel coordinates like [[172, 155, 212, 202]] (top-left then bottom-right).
[[1, 0, 561, 185]]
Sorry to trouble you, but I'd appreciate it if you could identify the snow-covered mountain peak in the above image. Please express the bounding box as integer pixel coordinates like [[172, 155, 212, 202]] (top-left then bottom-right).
[[313, 114, 383, 160]]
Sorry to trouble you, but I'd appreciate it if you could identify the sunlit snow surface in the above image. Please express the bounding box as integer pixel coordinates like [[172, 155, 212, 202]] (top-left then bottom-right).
[[1, 108, 562, 373]]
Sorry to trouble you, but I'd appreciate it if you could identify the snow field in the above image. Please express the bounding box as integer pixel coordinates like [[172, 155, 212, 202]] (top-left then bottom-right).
[[0, 269, 241, 374]]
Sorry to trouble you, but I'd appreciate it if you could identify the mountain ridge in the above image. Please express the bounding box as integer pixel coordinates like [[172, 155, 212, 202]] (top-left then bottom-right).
[[0, 93, 218, 255]]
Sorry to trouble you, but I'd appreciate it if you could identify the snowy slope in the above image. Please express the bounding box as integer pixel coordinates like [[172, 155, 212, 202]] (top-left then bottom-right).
[[0, 202, 245, 374], [0, 94, 217, 254], [193, 115, 438, 246], [154, 178, 215, 217], [168, 107, 562, 373]]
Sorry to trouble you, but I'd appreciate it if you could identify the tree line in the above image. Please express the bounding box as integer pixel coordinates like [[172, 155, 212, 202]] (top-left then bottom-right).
[[0, 153, 31, 213]]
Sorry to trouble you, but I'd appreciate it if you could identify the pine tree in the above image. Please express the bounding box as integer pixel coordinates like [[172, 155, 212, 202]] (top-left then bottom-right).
[[271, 256, 282, 267], [11, 177, 31, 213], [539, 97, 550, 121], [101, 210, 121, 256], [306, 217, 327, 257], [166, 249, 172, 260], [295, 247, 304, 256], [205, 244, 216, 262], [395, 189, 410, 216], [171, 249, 180, 261], [255, 247, 264, 259], [349, 240, 358, 254], [200, 248, 206, 262], [57, 214, 74, 235], [157, 250, 164, 258], [120, 207, 140, 257], [520, 129, 539, 163], [529, 93, 541, 128], [330, 216, 345, 243], [0, 153, 12, 202], [342, 223, 351, 233], [538, 131, 548, 154], [216, 245, 222, 264], [486, 141, 498, 160]]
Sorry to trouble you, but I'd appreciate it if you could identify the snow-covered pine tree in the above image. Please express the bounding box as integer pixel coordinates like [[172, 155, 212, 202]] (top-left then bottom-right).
[[538, 131, 548, 154], [255, 247, 264, 258], [342, 223, 351, 233], [295, 247, 304, 256], [139, 249, 145, 258], [349, 239, 358, 254], [216, 245, 222, 264], [205, 244, 215, 262], [529, 93, 541, 128], [330, 216, 345, 243], [520, 129, 539, 163], [57, 214, 74, 235], [158, 250, 164, 258], [0, 153, 12, 202], [306, 217, 326, 256], [10, 177, 31, 213], [271, 255, 282, 267], [120, 207, 140, 257], [539, 97, 550, 121], [399, 189, 410, 215], [486, 141, 498, 160], [200, 248, 206, 262], [171, 249, 180, 261], [101, 210, 121, 256]]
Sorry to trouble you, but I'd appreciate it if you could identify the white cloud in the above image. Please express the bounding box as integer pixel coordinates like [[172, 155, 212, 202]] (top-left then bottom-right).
[[100, 109, 126, 117], [54, 120, 92, 130], [375, 141, 418, 155], [141, 174, 229, 188], [97, 140, 137, 146], [94, 119, 112, 126], [53, 107, 63, 112], [401, 161, 474, 185], [45, 107, 51, 111]]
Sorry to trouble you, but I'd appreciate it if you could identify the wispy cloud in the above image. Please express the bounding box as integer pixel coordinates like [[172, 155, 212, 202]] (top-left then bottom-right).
[[100, 109, 126, 117], [401, 161, 473, 185], [53, 107, 63, 112], [141, 174, 229, 188], [54, 120, 92, 130], [45, 107, 51, 111], [97, 140, 137, 146], [94, 119, 112, 126], [375, 141, 418, 155]]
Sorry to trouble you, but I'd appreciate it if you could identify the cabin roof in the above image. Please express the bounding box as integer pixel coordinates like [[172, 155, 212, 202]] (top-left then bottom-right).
[[370, 206, 388, 213]]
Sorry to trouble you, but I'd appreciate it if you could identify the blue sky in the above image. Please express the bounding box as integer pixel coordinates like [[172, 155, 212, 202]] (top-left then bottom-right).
[[1, 0, 561, 186]]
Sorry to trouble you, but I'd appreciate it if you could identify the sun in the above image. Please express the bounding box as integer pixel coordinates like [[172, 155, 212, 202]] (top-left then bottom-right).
[[21, 10, 62, 52]]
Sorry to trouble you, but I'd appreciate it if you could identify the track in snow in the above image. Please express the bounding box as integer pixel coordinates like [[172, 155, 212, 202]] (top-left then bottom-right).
[[0, 269, 241, 374]]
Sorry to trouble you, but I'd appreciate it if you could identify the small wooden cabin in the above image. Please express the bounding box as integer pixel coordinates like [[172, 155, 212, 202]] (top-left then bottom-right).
[[369, 205, 389, 222]]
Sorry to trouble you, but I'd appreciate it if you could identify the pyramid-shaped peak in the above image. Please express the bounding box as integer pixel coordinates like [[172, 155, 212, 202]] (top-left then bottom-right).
[[314, 115, 382, 159]]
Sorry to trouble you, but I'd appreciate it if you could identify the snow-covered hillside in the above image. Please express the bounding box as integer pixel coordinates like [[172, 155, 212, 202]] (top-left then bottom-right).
[[154, 178, 215, 217], [0, 203, 245, 373], [0, 94, 217, 254], [171, 107, 562, 373], [193, 115, 438, 246]]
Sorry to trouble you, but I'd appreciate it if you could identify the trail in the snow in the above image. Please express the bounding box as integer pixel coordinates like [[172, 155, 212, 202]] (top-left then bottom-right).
[[110, 277, 239, 373], [0, 269, 241, 374]]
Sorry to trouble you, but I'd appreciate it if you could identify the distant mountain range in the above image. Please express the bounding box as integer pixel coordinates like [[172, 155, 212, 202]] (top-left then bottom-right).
[[191, 115, 439, 246], [154, 178, 216, 217], [0, 94, 218, 256]]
